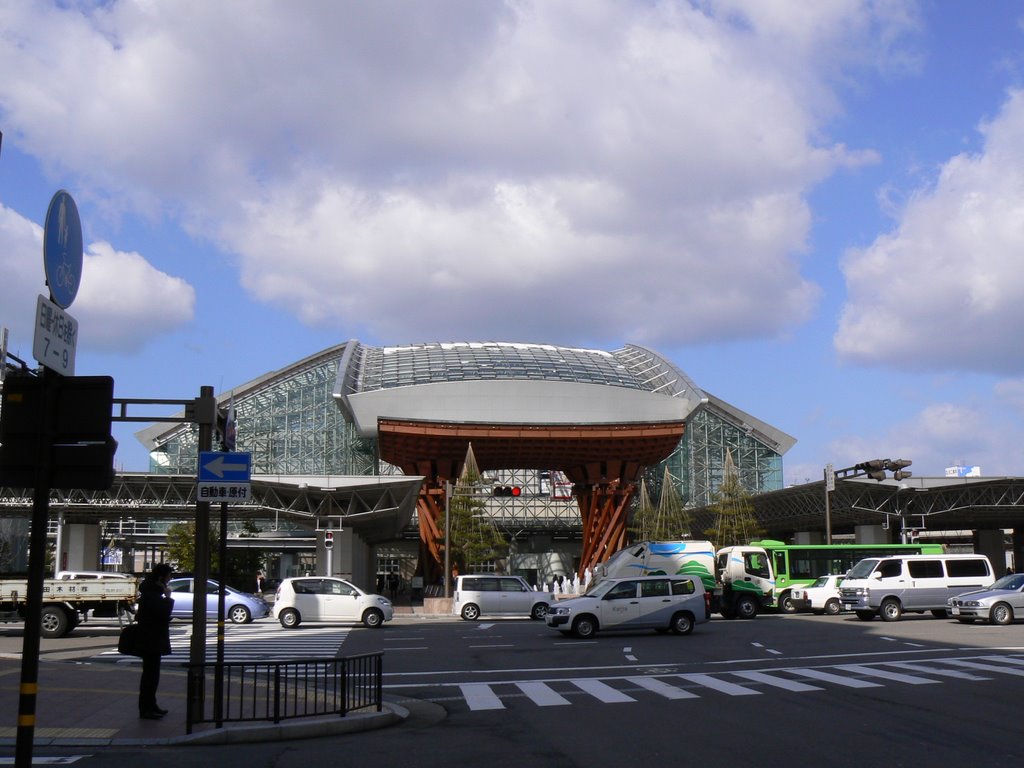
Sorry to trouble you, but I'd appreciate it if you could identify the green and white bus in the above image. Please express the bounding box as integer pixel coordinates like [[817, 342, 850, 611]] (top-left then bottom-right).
[[753, 539, 947, 613]]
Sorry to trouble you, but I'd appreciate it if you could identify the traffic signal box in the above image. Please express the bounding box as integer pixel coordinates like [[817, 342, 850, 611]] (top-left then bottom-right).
[[493, 486, 521, 497], [0, 373, 118, 490], [324, 530, 334, 550]]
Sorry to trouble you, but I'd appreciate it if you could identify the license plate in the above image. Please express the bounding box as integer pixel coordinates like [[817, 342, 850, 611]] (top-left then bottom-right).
[[950, 606, 960, 616]]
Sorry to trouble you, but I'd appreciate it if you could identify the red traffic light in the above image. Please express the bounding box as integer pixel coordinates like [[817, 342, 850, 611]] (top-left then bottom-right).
[[493, 486, 522, 497], [324, 530, 334, 549]]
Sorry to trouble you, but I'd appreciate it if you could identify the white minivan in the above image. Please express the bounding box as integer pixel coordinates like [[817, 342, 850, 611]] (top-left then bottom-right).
[[452, 575, 553, 621], [839, 553, 993, 621]]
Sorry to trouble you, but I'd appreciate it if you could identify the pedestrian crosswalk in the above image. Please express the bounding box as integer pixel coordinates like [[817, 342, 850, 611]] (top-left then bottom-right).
[[98, 621, 352, 663], [446, 654, 1024, 711]]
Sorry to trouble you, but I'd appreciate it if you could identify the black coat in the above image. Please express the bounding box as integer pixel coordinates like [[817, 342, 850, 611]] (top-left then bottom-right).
[[135, 577, 174, 656]]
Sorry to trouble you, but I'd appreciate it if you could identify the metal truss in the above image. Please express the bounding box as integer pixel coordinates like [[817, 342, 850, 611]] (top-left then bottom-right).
[[687, 477, 1024, 537]]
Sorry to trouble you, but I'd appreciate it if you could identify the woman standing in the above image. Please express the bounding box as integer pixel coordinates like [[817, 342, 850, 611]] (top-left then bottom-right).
[[135, 563, 174, 719]]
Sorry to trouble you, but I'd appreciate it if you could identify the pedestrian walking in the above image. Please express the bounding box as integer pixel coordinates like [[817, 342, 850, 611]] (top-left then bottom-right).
[[135, 563, 174, 720], [256, 570, 265, 594]]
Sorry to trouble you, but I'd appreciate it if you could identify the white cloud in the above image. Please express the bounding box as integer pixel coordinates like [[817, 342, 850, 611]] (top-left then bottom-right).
[[836, 88, 1024, 374], [74, 242, 195, 353], [0, 204, 194, 355], [0, 1, 914, 346], [815, 399, 1024, 479]]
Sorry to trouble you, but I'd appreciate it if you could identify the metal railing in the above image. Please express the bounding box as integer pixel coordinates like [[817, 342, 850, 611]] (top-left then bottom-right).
[[185, 652, 383, 734]]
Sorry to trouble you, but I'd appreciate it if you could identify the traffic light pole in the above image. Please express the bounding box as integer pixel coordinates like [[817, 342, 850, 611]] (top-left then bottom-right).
[[15, 370, 55, 768], [823, 458, 913, 546], [188, 386, 216, 723]]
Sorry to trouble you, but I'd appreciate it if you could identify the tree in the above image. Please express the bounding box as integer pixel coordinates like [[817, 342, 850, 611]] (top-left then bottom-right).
[[166, 519, 263, 592], [629, 477, 656, 541], [631, 467, 693, 541], [704, 450, 764, 546], [166, 521, 220, 574], [440, 444, 508, 573]]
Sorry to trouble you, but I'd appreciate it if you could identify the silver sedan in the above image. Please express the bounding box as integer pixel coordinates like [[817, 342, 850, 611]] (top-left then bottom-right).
[[947, 573, 1024, 625]]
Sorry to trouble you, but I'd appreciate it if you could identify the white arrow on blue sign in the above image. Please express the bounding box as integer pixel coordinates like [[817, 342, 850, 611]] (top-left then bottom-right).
[[199, 451, 251, 482], [197, 451, 252, 504]]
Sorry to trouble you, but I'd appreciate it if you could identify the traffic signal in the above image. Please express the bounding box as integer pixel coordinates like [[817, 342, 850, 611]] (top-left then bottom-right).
[[0, 373, 117, 489], [324, 530, 334, 550], [493, 485, 521, 497], [855, 459, 888, 481], [888, 459, 913, 481]]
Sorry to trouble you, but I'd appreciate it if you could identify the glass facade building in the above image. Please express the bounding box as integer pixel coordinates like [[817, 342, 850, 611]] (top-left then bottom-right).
[[141, 341, 794, 516]]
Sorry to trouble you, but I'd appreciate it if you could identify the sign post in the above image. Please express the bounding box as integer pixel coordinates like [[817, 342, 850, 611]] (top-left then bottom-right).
[[16, 190, 84, 768]]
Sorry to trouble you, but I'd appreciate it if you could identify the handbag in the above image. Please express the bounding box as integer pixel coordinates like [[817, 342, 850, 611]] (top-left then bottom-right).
[[117, 623, 144, 657]]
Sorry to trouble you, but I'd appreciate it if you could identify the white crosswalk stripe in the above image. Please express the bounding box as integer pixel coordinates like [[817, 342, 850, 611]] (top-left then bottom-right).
[[98, 622, 351, 663], [453, 655, 1024, 711]]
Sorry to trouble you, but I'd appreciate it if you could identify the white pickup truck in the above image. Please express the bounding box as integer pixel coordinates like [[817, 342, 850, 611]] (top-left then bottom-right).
[[0, 576, 138, 637]]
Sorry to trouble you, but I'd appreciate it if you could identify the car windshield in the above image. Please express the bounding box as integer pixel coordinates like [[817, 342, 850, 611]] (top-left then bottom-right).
[[809, 576, 830, 588], [846, 559, 880, 580], [988, 573, 1024, 591], [585, 580, 616, 598]]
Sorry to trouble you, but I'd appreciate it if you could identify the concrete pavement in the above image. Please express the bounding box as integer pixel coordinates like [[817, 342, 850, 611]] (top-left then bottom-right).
[[0, 655, 409, 747], [0, 605, 453, 748]]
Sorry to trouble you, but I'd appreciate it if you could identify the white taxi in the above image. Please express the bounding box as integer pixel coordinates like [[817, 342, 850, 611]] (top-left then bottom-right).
[[789, 574, 845, 615], [545, 575, 709, 638]]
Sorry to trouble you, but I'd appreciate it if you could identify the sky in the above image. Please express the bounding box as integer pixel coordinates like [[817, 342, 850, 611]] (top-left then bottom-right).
[[2, 0, 1024, 486]]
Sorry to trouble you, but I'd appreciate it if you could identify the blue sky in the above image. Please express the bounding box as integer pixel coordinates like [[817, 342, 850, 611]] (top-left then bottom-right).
[[3, 1, 1024, 484]]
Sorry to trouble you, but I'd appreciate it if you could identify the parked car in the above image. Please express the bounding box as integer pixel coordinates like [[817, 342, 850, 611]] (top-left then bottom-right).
[[166, 577, 270, 624], [789, 574, 845, 615], [272, 576, 393, 628], [453, 574, 553, 621], [947, 572, 1024, 625], [545, 575, 709, 638]]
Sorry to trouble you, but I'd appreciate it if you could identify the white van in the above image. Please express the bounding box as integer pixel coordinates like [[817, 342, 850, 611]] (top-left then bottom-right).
[[452, 575, 553, 621], [839, 553, 993, 621]]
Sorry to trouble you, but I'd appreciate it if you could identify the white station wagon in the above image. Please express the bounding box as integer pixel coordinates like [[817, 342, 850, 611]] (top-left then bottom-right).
[[545, 575, 709, 638], [273, 576, 393, 629]]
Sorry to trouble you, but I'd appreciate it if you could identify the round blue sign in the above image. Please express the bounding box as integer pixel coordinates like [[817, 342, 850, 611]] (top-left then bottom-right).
[[43, 190, 83, 309]]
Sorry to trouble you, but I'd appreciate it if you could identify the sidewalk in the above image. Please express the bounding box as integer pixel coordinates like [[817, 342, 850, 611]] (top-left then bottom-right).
[[0, 656, 407, 747]]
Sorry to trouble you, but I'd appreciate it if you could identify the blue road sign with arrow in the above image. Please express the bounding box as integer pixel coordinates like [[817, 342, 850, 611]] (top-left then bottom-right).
[[198, 451, 251, 503]]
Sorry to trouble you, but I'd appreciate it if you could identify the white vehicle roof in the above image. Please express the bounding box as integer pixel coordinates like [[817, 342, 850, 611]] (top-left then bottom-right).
[[56, 570, 132, 579]]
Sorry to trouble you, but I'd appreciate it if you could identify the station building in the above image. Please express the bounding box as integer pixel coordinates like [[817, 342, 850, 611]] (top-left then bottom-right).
[[135, 340, 796, 589]]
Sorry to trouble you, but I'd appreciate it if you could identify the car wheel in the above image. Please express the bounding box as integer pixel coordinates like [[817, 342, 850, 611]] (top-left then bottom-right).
[[855, 610, 876, 621], [228, 605, 251, 624], [990, 602, 1014, 626], [880, 598, 903, 622], [824, 599, 842, 616], [670, 612, 694, 635], [279, 608, 301, 628], [735, 595, 758, 620], [362, 609, 384, 628], [40, 606, 70, 638], [461, 603, 481, 621], [530, 602, 549, 621], [572, 615, 597, 639], [777, 593, 797, 614]]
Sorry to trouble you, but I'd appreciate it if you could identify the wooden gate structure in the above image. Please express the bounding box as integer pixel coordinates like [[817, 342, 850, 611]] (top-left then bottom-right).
[[376, 418, 686, 579]]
